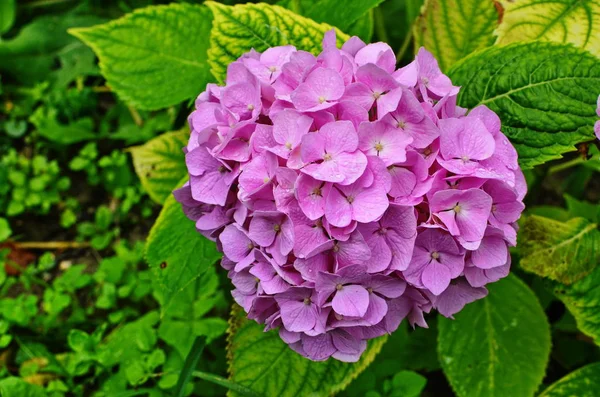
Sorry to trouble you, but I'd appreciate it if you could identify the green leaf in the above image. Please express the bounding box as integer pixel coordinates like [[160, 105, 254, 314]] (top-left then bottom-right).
[[129, 130, 188, 205], [389, 371, 427, 397], [0, 14, 104, 84], [564, 194, 600, 223], [0, 377, 46, 397], [70, 4, 213, 110], [447, 42, 600, 168], [30, 107, 95, 145], [279, 0, 384, 31], [0, 0, 15, 36], [495, 0, 600, 58], [175, 336, 206, 397], [539, 362, 600, 396], [145, 186, 221, 311], [553, 264, 600, 346], [158, 265, 228, 358], [227, 308, 387, 397], [346, 11, 374, 42], [519, 215, 600, 284], [438, 274, 551, 397], [206, 1, 349, 83], [413, 0, 498, 71], [0, 217, 11, 242]]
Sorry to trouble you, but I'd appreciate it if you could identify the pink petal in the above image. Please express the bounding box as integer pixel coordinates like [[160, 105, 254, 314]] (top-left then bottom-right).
[[421, 261, 452, 295], [332, 284, 370, 317]]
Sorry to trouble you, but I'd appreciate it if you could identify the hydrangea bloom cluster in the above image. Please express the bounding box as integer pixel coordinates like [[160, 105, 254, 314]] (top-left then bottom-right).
[[175, 31, 526, 362]]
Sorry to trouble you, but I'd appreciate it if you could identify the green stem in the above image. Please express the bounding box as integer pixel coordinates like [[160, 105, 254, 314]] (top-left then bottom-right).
[[192, 371, 261, 397], [373, 7, 389, 43], [548, 157, 584, 174], [396, 25, 414, 63]]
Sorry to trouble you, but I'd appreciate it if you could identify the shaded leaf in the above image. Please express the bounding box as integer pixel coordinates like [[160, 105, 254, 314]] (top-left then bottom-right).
[[70, 4, 213, 110], [0, 14, 103, 84], [129, 129, 188, 205], [279, 0, 384, 31], [539, 362, 600, 396], [448, 42, 600, 168], [554, 265, 600, 346], [0, 0, 15, 35], [438, 274, 551, 397]]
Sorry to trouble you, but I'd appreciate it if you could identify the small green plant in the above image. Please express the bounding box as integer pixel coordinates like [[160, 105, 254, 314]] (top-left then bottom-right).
[[0, 150, 70, 216]]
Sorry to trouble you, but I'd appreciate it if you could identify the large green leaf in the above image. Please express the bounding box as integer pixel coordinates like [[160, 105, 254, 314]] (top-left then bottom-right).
[[448, 42, 600, 169], [495, 0, 600, 58], [0, 14, 103, 84], [279, 0, 384, 31], [413, 0, 498, 71], [145, 187, 221, 311], [0, 0, 15, 36], [227, 308, 387, 397], [519, 215, 600, 284], [129, 129, 188, 205], [206, 1, 349, 83], [554, 264, 600, 346], [539, 362, 600, 396], [70, 4, 213, 111], [438, 274, 551, 397]]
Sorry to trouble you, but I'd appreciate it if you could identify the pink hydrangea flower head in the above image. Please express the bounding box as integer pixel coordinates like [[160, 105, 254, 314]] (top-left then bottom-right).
[[176, 31, 526, 362]]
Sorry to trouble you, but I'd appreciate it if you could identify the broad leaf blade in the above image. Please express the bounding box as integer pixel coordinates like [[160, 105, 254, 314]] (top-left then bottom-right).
[[413, 0, 498, 71], [519, 215, 600, 284], [278, 0, 383, 31], [438, 274, 551, 397], [129, 130, 188, 205], [0, 0, 15, 35], [70, 4, 213, 110], [495, 0, 600, 58], [448, 42, 600, 168], [227, 308, 387, 397], [206, 1, 349, 83], [554, 265, 600, 346], [539, 362, 600, 396], [0, 14, 104, 84], [145, 188, 221, 311]]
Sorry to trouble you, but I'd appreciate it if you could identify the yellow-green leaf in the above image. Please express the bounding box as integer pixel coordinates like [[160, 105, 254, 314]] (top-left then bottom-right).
[[129, 130, 188, 205], [413, 0, 498, 71], [539, 362, 600, 396], [206, 1, 349, 83], [227, 307, 386, 397], [495, 0, 600, 58], [519, 215, 600, 285]]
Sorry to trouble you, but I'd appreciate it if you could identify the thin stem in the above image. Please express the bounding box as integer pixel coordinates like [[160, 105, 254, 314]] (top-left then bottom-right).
[[192, 371, 260, 397], [22, 0, 75, 9], [396, 25, 414, 63], [373, 8, 389, 44], [92, 86, 111, 93], [548, 157, 584, 175], [128, 105, 144, 127], [12, 241, 90, 250]]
